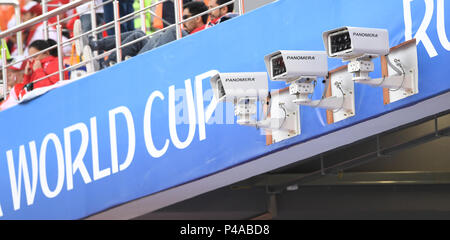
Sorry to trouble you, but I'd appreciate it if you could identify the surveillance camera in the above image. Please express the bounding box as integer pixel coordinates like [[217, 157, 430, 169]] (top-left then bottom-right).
[[323, 27, 389, 81], [210, 72, 268, 125], [323, 26, 389, 60], [264, 51, 328, 83], [264, 50, 328, 104], [208, 72, 299, 134]]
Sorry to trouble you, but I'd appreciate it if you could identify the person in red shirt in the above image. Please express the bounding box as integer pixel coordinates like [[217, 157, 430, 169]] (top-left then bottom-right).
[[7, 1, 72, 56], [15, 39, 68, 98], [207, 0, 237, 27], [0, 56, 26, 110], [182, 1, 208, 34], [79, 1, 209, 68]]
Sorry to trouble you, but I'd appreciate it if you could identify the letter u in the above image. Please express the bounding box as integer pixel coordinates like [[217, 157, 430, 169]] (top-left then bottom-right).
[[168, 79, 197, 149]]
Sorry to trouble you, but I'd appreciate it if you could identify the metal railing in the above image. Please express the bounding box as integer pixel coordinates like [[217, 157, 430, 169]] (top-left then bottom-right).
[[0, 0, 245, 101]]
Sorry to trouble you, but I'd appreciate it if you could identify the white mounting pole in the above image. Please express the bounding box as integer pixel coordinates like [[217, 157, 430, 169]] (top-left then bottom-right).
[[139, 0, 146, 33], [42, 0, 49, 40], [173, 0, 182, 40], [291, 77, 356, 121], [56, 16, 64, 82], [357, 73, 414, 91], [1, 47, 7, 99], [113, 0, 122, 63], [14, 3, 23, 55], [237, 0, 244, 15], [90, 0, 98, 40]]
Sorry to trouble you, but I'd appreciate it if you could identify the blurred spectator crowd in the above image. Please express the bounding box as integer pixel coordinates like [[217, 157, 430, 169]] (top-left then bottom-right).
[[0, 0, 237, 110]]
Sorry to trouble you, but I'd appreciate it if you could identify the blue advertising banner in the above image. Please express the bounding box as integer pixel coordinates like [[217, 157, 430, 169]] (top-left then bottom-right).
[[0, 0, 449, 219]]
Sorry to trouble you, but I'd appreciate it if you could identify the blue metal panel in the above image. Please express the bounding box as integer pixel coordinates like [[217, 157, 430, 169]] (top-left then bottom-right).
[[0, 0, 449, 219]]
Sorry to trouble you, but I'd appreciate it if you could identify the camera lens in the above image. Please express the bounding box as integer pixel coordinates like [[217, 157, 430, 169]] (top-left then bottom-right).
[[330, 30, 351, 54], [272, 55, 286, 78]]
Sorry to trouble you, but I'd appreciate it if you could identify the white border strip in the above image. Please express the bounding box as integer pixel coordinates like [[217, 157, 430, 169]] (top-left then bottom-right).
[[87, 91, 450, 219]]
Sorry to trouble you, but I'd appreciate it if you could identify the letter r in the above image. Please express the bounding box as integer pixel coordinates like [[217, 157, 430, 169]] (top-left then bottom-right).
[[404, 0, 438, 58]]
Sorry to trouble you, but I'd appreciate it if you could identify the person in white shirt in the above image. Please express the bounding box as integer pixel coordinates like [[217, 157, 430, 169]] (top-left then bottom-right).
[[8, 1, 72, 57]]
